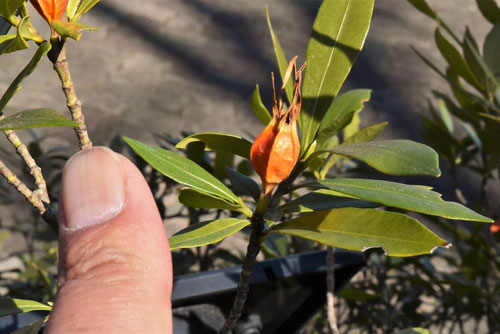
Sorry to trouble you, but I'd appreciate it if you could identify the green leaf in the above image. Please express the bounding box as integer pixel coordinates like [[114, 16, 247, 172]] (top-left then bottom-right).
[[225, 166, 261, 202], [437, 99, 454, 133], [337, 287, 379, 301], [169, 218, 250, 250], [463, 31, 499, 91], [51, 20, 97, 40], [316, 89, 371, 147], [484, 24, 500, 78], [317, 178, 493, 222], [326, 139, 440, 176], [343, 121, 387, 145], [0, 42, 51, 113], [1, 15, 29, 53], [124, 137, 239, 203], [10, 318, 47, 334], [175, 132, 252, 159], [278, 189, 379, 213], [265, 6, 292, 103], [434, 28, 483, 92], [250, 84, 272, 125], [17, 16, 43, 43], [213, 151, 233, 180], [74, 0, 101, 21], [0, 108, 78, 130], [0, 0, 25, 24], [407, 0, 434, 18], [66, 0, 81, 20], [179, 188, 252, 217], [299, 0, 374, 152], [0, 298, 52, 317], [395, 328, 430, 334], [476, 0, 500, 24], [268, 208, 448, 257]]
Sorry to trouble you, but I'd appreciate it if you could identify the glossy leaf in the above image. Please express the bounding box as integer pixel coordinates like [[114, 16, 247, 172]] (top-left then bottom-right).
[[299, 0, 374, 152], [0, 42, 51, 113], [0, 298, 52, 317], [169, 218, 250, 250], [279, 189, 379, 213], [268, 208, 448, 256], [476, 0, 500, 24], [51, 20, 97, 40], [316, 89, 371, 147], [179, 188, 251, 217], [124, 137, 239, 203], [434, 28, 482, 92], [175, 132, 252, 159], [0, 108, 78, 130], [265, 6, 292, 103], [66, 0, 80, 20], [225, 166, 261, 202], [328, 139, 440, 176], [74, 0, 100, 19], [343, 121, 387, 145], [250, 84, 271, 125], [317, 178, 493, 222], [10, 318, 47, 334], [483, 24, 500, 78], [1, 16, 29, 53]]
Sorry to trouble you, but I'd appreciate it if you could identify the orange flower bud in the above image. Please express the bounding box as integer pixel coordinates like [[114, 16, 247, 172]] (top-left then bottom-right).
[[250, 56, 306, 195], [30, 0, 69, 24]]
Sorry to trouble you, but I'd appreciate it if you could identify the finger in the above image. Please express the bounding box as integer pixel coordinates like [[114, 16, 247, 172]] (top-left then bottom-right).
[[45, 147, 172, 334]]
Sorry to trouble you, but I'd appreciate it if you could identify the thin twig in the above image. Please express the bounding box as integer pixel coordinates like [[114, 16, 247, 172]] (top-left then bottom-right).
[[0, 158, 58, 232], [326, 246, 339, 334], [1, 119, 49, 202], [218, 215, 264, 334], [51, 42, 92, 150]]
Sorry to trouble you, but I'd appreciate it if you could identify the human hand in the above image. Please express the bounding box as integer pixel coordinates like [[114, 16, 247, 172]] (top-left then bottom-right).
[[45, 147, 173, 333]]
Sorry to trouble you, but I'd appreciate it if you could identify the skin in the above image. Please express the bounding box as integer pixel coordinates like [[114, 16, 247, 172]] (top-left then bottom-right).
[[45, 148, 173, 334]]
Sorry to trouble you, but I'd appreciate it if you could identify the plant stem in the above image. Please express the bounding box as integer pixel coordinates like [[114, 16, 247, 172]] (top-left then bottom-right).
[[0, 158, 58, 232], [326, 246, 339, 334], [218, 214, 265, 334], [2, 123, 49, 203], [51, 42, 92, 150]]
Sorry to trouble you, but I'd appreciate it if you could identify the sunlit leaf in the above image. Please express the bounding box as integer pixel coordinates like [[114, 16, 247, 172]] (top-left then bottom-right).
[[316, 89, 371, 147], [169, 218, 250, 250], [72, 0, 100, 21], [0, 42, 51, 112], [0, 0, 25, 23], [267, 208, 448, 256], [51, 20, 97, 40], [316, 178, 493, 222], [0, 108, 78, 130], [343, 121, 387, 145], [250, 84, 272, 125], [66, 0, 81, 20], [124, 137, 239, 203], [299, 0, 374, 152], [0, 298, 52, 317], [179, 188, 252, 217], [175, 132, 252, 159], [319, 140, 441, 176]]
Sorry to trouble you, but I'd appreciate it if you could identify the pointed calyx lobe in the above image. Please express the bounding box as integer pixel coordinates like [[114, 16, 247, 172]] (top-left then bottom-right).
[[30, 0, 69, 23], [250, 56, 306, 195]]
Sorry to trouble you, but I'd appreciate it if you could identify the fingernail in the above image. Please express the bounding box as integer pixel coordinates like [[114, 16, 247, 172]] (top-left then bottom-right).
[[62, 147, 125, 230]]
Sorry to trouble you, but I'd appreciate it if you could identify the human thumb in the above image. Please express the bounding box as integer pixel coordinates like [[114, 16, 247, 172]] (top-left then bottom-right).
[[45, 147, 172, 334]]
